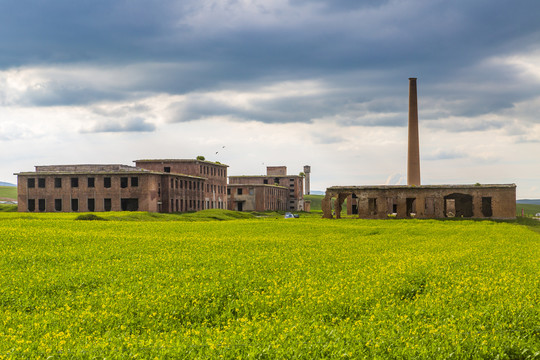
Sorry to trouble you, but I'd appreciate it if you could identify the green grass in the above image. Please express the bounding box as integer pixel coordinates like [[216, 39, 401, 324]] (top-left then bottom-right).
[[0, 213, 539, 358], [0, 186, 16, 200], [516, 203, 540, 217]]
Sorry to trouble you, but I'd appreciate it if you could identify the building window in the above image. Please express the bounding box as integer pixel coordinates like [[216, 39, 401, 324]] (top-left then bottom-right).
[[71, 178, 79, 188], [237, 188, 243, 195], [104, 198, 112, 211], [263, 179, 268, 184], [55, 199, 62, 211], [164, 167, 171, 173], [55, 178, 62, 188], [121, 177, 128, 188], [38, 178, 46, 188], [227, 188, 231, 195], [104, 177, 111, 188], [38, 199, 46, 212], [171, 179, 174, 188], [28, 199, 35, 212], [249, 188, 254, 195], [88, 198, 95, 212], [28, 178, 35, 188], [189, 181, 192, 190], [71, 199, 79, 212], [88, 177, 95, 188], [131, 177, 138, 187]]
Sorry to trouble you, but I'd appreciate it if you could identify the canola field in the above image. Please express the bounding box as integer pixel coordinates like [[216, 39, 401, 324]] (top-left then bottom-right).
[[0, 213, 539, 359]]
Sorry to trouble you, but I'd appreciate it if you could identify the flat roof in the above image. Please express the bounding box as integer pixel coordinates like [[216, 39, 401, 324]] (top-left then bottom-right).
[[327, 184, 516, 191], [227, 184, 289, 190], [229, 175, 302, 178], [134, 159, 229, 167], [14, 170, 205, 180]]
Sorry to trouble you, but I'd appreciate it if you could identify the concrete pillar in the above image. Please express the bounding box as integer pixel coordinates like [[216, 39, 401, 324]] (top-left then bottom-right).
[[408, 78, 421, 186], [303, 165, 311, 195]]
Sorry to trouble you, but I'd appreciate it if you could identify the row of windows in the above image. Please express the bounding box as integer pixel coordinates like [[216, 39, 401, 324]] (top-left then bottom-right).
[[169, 199, 225, 212], [27, 177, 139, 189], [171, 178, 202, 190], [27, 198, 139, 212], [199, 165, 226, 177]]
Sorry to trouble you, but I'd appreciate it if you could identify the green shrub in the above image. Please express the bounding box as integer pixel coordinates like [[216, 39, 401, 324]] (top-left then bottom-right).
[[75, 213, 107, 221]]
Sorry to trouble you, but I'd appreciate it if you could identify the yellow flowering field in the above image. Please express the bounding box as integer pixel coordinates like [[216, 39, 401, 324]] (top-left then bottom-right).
[[0, 214, 539, 359]]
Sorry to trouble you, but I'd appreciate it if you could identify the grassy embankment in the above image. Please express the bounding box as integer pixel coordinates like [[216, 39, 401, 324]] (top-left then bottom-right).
[[0, 186, 16, 201], [0, 212, 539, 358]]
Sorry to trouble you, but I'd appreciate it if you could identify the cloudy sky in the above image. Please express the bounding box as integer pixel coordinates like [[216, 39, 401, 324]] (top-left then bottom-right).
[[1, 0, 540, 197]]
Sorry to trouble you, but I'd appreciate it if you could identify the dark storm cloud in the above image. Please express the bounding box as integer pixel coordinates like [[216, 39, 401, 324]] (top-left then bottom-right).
[[1, 0, 540, 127]]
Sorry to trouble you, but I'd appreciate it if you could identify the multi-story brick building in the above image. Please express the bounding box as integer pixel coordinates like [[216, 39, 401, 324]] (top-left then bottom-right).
[[134, 159, 228, 210], [228, 166, 304, 211], [227, 184, 288, 212], [15, 159, 227, 213]]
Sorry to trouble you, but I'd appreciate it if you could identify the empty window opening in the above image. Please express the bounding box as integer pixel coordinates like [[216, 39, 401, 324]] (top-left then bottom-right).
[[352, 193, 358, 199], [55, 178, 62, 188], [38, 178, 46, 188], [71, 199, 79, 212], [38, 199, 46, 212], [104, 198, 112, 211], [368, 198, 378, 215], [71, 178, 79, 188], [28, 199, 35, 212], [28, 178, 35, 188], [55, 199, 62, 212], [104, 177, 111, 188], [88, 198, 95, 212], [131, 177, 138, 187], [274, 177, 280, 185], [176, 199, 179, 212], [263, 179, 268, 184], [237, 201, 243, 211], [351, 204, 358, 215], [249, 188, 254, 195], [406, 198, 417, 217], [237, 188, 243, 195], [482, 197, 492, 217], [227, 188, 231, 195], [88, 177, 95, 188], [444, 193, 473, 218], [164, 167, 171, 173], [121, 198, 139, 211], [121, 177, 128, 188]]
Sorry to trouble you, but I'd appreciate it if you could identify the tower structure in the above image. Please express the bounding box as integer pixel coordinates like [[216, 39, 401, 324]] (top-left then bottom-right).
[[303, 165, 311, 195], [407, 78, 421, 186]]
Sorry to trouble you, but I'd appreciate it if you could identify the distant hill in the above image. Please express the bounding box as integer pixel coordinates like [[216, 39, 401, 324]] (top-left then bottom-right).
[[0, 181, 15, 187], [517, 199, 540, 205]]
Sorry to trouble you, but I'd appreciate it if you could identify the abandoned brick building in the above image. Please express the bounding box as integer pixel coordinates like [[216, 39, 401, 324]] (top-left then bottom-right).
[[16, 159, 228, 213], [228, 166, 305, 212], [322, 78, 516, 220]]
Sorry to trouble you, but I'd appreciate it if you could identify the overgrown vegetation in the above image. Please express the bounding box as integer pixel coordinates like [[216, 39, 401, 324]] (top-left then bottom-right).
[[0, 214, 539, 358]]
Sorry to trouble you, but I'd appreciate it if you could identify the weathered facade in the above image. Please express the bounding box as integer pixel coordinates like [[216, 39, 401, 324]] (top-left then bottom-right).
[[16, 160, 225, 213], [135, 159, 228, 210], [228, 166, 304, 211], [322, 185, 516, 220], [227, 184, 288, 212]]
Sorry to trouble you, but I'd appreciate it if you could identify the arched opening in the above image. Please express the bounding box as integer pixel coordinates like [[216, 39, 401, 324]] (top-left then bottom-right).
[[444, 193, 473, 217]]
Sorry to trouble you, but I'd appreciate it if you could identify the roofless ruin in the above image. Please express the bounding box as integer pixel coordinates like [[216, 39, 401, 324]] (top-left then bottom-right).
[[322, 78, 516, 220]]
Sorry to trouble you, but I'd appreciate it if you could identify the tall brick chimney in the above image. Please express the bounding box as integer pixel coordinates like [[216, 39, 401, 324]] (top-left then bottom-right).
[[407, 78, 421, 186]]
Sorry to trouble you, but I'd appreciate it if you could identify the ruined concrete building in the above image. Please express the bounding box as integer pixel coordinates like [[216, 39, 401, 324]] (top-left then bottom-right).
[[322, 78, 516, 220], [16, 159, 228, 213], [228, 166, 306, 212]]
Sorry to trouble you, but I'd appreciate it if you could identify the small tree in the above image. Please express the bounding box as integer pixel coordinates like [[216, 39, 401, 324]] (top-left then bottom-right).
[[299, 172, 305, 177], [196, 155, 206, 161]]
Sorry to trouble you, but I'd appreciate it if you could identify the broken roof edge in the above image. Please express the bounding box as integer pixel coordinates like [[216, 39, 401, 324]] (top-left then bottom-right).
[[326, 184, 517, 191], [229, 175, 302, 178], [134, 159, 229, 167]]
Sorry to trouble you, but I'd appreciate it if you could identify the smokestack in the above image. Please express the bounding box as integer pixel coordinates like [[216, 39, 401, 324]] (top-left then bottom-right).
[[303, 165, 311, 195], [407, 78, 421, 186]]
